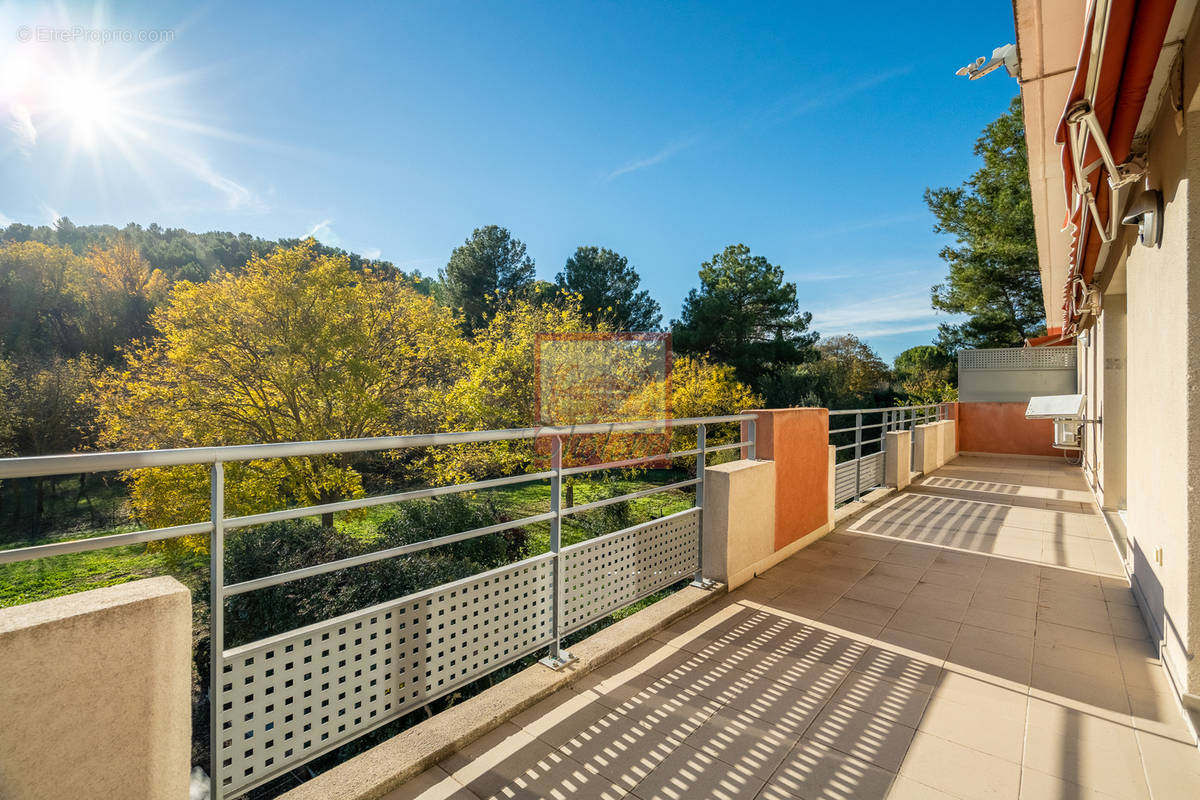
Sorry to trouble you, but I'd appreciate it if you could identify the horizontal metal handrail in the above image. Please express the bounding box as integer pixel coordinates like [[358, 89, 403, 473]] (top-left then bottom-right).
[[0, 414, 756, 480], [828, 404, 940, 416], [223, 510, 558, 596], [0, 521, 213, 565], [223, 471, 556, 531], [559, 477, 700, 517]]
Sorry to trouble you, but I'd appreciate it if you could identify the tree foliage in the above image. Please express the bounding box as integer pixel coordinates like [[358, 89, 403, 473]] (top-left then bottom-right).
[[94, 240, 462, 545], [442, 225, 536, 334], [556, 246, 662, 331], [925, 97, 1044, 350], [672, 244, 817, 402], [802, 335, 891, 409], [893, 345, 957, 404]]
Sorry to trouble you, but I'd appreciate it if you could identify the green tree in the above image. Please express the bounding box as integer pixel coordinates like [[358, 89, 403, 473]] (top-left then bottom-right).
[[893, 345, 957, 404], [94, 240, 464, 544], [672, 244, 817, 401], [925, 97, 1044, 350], [802, 334, 891, 409], [442, 225, 536, 333], [556, 246, 662, 330]]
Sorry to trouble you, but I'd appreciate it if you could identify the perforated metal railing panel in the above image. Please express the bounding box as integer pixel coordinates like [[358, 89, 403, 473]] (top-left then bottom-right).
[[218, 554, 554, 796], [560, 508, 699, 635], [958, 347, 1077, 370]]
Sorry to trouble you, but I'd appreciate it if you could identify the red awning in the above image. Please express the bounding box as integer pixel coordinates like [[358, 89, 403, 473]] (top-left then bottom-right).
[[1054, 0, 1176, 331]]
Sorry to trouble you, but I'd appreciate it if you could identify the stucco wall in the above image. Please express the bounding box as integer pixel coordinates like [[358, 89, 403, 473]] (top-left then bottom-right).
[[747, 408, 831, 551], [702, 459, 777, 589], [1118, 54, 1200, 694], [0, 577, 192, 800], [957, 402, 1061, 457]]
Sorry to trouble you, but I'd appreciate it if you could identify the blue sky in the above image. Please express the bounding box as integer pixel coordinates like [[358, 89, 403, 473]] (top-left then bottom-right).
[[0, 0, 1019, 360]]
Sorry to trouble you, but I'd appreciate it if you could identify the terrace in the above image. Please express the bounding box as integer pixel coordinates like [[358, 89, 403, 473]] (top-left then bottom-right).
[[376, 455, 1200, 800], [1, 403, 1198, 800]]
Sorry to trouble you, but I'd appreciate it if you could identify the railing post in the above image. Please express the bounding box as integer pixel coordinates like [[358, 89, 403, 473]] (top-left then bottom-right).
[[746, 418, 756, 461], [540, 437, 572, 669], [209, 461, 225, 800], [853, 412, 863, 502], [691, 423, 712, 587]]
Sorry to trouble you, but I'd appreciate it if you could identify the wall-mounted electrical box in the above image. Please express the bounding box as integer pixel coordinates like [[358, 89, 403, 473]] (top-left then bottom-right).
[[1025, 394, 1086, 451]]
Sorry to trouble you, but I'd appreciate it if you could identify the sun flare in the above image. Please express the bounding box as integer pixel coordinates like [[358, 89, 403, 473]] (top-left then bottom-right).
[[49, 70, 121, 149]]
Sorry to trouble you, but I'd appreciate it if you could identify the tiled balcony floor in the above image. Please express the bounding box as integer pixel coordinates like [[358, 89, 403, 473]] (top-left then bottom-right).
[[387, 455, 1200, 800]]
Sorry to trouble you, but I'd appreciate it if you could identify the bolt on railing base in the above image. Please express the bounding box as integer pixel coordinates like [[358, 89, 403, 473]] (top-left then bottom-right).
[[690, 577, 717, 590], [539, 651, 576, 670]]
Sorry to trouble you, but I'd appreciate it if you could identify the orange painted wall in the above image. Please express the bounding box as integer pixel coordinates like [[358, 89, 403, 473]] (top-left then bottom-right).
[[743, 408, 830, 551], [957, 402, 1061, 457]]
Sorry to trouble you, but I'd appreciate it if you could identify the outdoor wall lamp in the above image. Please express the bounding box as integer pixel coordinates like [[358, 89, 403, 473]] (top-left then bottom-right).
[[1122, 189, 1163, 247]]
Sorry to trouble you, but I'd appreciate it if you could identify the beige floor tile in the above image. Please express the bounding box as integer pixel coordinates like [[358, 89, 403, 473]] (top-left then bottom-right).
[[918, 568, 980, 591], [1022, 698, 1149, 800], [929, 670, 1029, 719], [1027, 662, 1130, 719], [764, 738, 898, 800], [1128, 686, 1196, 743], [961, 605, 1037, 637], [916, 692, 1026, 763], [884, 609, 960, 643], [1033, 620, 1116, 655], [955, 623, 1035, 659], [381, 766, 481, 800], [817, 611, 886, 639], [805, 702, 916, 772], [898, 731, 1021, 800], [945, 642, 1032, 687], [555, 711, 682, 791], [824, 668, 933, 730], [444, 723, 628, 800], [852, 645, 942, 691], [970, 593, 1038, 619], [843, 582, 909, 610], [628, 742, 764, 800], [1017, 766, 1125, 800], [897, 594, 969, 624], [1109, 614, 1151, 642], [1035, 601, 1110, 635], [1135, 729, 1200, 800], [514, 689, 621, 747], [874, 626, 952, 662], [909, 581, 973, 606], [824, 597, 896, 626], [1032, 642, 1120, 681], [681, 706, 799, 781]]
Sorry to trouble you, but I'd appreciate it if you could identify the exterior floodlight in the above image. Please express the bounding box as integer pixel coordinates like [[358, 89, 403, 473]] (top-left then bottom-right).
[[1122, 189, 1163, 247], [956, 44, 1019, 80]]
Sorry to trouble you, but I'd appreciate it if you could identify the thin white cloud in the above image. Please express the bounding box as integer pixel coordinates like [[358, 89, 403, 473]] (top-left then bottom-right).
[[0, 211, 12, 227], [40, 203, 61, 225], [605, 136, 700, 181], [799, 212, 927, 241], [766, 66, 914, 122], [169, 151, 258, 210], [6, 104, 36, 154], [305, 219, 341, 247], [362, 247, 381, 260], [808, 289, 948, 339]]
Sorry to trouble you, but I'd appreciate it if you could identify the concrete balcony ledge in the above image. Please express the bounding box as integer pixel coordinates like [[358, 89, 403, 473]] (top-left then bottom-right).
[[279, 579, 726, 800]]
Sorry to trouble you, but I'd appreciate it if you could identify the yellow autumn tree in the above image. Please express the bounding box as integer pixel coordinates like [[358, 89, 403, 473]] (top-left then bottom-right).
[[425, 292, 613, 484], [665, 355, 761, 467], [95, 240, 464, 548]]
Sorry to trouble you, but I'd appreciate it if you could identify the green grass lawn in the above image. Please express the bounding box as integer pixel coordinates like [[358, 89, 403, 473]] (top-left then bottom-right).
[[0, 470, 696, 608]]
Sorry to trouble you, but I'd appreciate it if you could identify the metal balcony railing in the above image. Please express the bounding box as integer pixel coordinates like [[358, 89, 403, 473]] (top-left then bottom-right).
[[0, 414, 756, 798], [829, 404, 951, 504]]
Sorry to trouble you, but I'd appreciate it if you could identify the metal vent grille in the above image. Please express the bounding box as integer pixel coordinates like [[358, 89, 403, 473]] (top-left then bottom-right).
[[218, 554, 554, 795], [560, 508, 699, 634], [958, 347, 1076, 370]]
